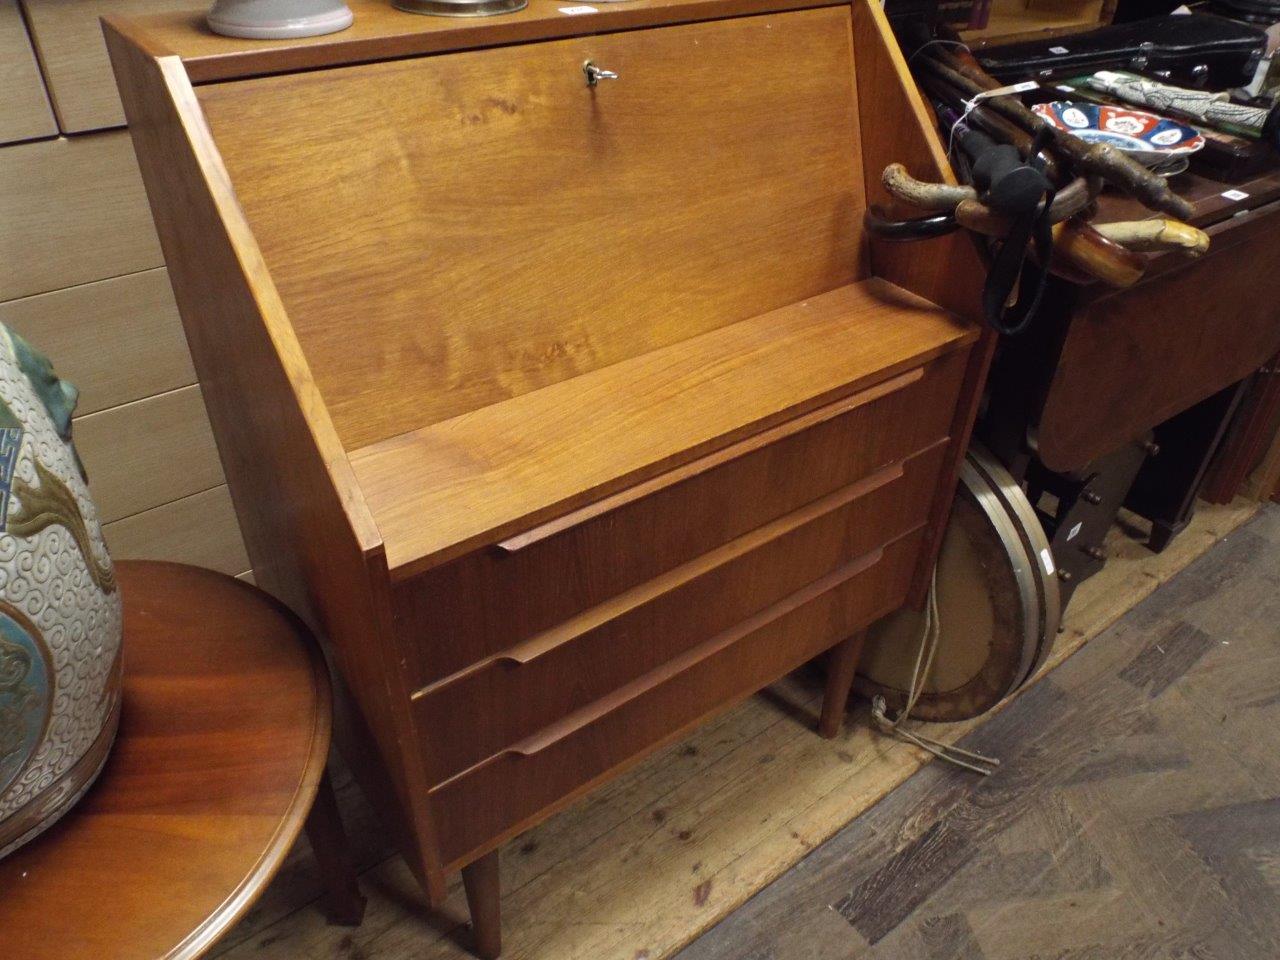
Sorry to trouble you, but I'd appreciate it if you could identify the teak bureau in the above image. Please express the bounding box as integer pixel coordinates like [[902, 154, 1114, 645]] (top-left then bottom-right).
[[105, 0, 989, 953]]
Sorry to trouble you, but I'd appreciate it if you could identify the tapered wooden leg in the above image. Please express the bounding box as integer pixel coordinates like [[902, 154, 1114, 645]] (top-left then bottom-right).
[[818, 631, 866, 739], [304, 769, 367, 926], [462, 849, 502, 959]]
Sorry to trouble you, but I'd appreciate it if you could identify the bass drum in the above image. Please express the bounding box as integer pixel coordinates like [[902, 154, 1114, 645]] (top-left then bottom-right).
[[855, 444, 1060, 721]]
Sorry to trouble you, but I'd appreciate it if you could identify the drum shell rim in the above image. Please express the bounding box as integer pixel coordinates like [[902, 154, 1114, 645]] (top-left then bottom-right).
[[855, 448, 1056, 721], [966, 444, 1062, 687]]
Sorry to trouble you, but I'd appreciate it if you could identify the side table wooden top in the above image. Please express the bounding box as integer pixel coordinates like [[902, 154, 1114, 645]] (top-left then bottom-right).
[[0, 561, 332, 960]]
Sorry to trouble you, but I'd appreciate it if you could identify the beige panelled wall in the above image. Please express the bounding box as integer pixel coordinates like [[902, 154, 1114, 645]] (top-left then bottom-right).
[[0, 0, 57, 143], [1, 0, 253, 579], [0, 133, 161, 300], [23, 0, 185, 134]]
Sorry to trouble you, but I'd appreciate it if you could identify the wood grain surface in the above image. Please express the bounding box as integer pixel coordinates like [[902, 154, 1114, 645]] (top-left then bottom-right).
[[391, 361, 962, 688], [963, 0, 1108, 44], [113, 0, 844, 82], [851, 0, 984, 325], [491, 368, 930, 555], [105, 30, 447, 900], [198, 501, 1261, 960], [350, 280, 972, 575], [414, 445, 947, 786], [0, 131, 162, 301], [678, 504, 1280, 960], [1202, 357, 1280, 503], [0, 0, 57, 144], [1095, 165, 1280, 233], [1038, 203, 1280, 472], [848, 0, 993, 605], [432, 529, 925, 869], [0, 561, 330, 960], [106, 0, 985, 933], [1029, 173, 1280, 473], [198, 7, 865, 446], [0, 267, 195, 414]]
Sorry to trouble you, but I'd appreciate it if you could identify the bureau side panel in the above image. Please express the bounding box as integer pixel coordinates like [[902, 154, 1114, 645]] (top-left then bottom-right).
[[851, 0, 993, 603], [851, 0, 984, 322], [103, 27, 448, 900]]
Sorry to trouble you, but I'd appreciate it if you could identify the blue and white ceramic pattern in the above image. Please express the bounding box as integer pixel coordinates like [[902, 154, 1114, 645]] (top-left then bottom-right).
[[0, 324, 122, 859]]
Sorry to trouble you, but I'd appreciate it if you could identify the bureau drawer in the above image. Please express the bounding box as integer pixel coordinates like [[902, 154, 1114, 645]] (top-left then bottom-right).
[[393, 349, 966, 685], [426, 527, 924, 868], [415, 442, 945, 784]]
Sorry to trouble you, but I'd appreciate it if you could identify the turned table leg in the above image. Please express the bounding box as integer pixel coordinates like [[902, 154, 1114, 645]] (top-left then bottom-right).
[[304, 769, 367, 926], [462, 849, 502, 959], [818, 631, 866, 739]]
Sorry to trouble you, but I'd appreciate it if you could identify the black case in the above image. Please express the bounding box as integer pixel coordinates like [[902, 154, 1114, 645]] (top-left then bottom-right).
[[977, 14, 1267, 88]]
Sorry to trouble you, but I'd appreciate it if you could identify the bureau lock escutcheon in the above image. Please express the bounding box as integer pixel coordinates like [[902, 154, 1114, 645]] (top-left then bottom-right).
[[583, 60, 619, 87]]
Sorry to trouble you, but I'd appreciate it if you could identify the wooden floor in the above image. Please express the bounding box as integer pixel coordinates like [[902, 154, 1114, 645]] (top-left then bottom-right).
[[679, 502, 1280, 960], [208, 499, 1264, 960]]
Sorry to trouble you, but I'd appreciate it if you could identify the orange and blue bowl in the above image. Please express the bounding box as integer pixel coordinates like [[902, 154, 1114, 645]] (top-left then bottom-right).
[[1033, 101, 1205, 168]]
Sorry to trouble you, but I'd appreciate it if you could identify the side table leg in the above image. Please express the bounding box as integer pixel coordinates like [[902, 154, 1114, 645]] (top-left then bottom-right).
[[305, 769, 367, 926], [818, 631, 866, 739], [462, 849, 502, 959]]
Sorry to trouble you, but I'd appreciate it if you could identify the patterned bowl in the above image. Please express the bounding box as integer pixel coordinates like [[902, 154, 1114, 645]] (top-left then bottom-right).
[[1032, 101, 1205, 168]]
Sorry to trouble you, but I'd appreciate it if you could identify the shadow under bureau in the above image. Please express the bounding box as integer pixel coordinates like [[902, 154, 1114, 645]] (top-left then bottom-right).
[[105, 0, 989, 953]]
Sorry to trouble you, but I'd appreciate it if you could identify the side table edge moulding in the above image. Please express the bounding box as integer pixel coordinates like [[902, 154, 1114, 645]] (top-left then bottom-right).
[[0, 561, 365, 960]]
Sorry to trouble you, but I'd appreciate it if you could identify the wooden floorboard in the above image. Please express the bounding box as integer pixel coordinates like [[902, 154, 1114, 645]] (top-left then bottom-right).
[[679, 501, 1280, 960], [210, 498, 1263, 960]]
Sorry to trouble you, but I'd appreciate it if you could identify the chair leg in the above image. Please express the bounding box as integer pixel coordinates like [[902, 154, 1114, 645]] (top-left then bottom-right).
[[462, 849, 502, 959], [305, 769, 367, 926], [818, 631, 866, 739]]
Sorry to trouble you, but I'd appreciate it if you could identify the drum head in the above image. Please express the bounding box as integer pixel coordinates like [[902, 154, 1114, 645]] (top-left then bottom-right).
[[855, 446, 1060, 721]]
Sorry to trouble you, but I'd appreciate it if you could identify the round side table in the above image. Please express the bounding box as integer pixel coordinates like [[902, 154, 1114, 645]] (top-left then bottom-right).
[[0, 561, 366, 960]]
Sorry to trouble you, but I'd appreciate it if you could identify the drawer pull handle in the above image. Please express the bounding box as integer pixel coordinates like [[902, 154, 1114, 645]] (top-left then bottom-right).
[[583, 60, 619, 87], [428, 544, 888, 792], [418, 456, 916, 701], [495, 366, 926, 554]]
